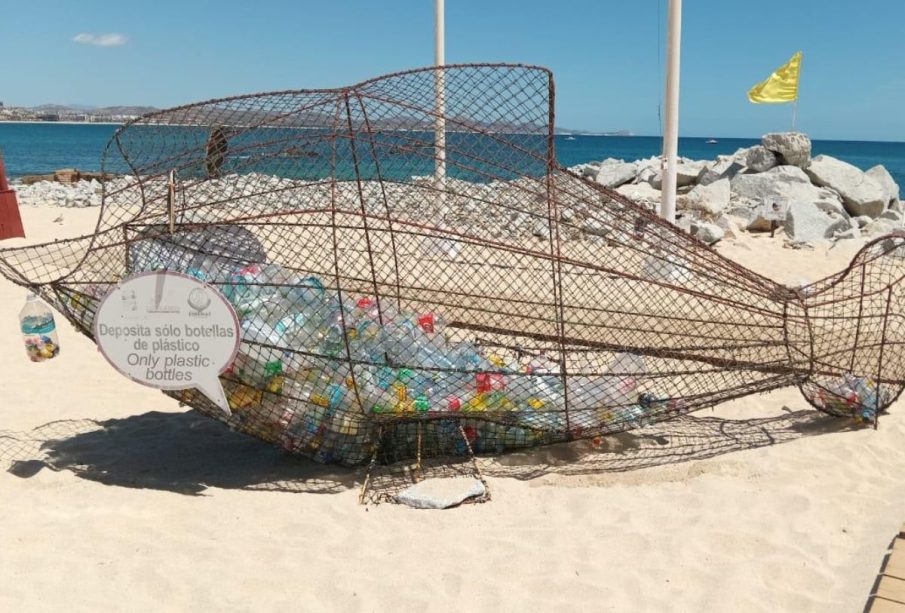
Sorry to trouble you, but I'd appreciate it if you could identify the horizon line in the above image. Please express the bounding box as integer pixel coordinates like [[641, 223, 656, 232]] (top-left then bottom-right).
[[0, 119, 903, 145]]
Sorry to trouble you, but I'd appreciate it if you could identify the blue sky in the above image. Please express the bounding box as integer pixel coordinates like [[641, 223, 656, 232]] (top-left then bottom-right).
[[3, 0, 904, 140]]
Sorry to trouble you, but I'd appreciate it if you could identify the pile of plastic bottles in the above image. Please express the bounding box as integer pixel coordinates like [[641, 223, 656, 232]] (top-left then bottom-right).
[[812, 374, 886, 424], [109, 235, 679, 462], [165, 256, 667, 430]]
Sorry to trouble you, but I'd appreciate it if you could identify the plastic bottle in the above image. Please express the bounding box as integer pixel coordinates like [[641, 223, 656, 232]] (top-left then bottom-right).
[[236, 316, 286, 386], [566, 375, 634, 410], [354, 370, 397, 415], [416, 312, 448, 338], [224, 263, 289, 316], [558, 356, 646, 428], [450, 342, 493, 373], [185, 255, 224, 283], [845, 375, 879, 424], [507, 374, 553, 409], [20, 292, 60, 362], [283, 275, 326, 305], [382, 316, 424, 364]]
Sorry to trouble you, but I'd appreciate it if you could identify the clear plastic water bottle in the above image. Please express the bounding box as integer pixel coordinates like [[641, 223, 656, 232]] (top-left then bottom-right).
[[20, 292, 60, 362], [283, 275, 326, 305], [235, 316, 286, 386], [844, 374, 880, 424], [223, 263, 288, 316]]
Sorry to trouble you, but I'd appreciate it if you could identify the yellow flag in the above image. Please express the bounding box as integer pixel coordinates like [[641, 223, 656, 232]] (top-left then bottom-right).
[[748, 51, 802, 104]]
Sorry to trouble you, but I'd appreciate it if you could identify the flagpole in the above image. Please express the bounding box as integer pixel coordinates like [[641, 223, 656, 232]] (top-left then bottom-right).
[[660, 0, 682, 224], [434, 0, 446, 197], [791, 99, 798, 132]]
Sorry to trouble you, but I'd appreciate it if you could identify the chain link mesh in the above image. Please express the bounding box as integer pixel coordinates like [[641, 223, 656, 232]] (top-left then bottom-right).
[[1, 64, 902, 466]]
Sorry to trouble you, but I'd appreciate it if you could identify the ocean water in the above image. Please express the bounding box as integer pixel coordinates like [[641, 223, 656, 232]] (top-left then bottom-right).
[[1, 122, 903, 188]]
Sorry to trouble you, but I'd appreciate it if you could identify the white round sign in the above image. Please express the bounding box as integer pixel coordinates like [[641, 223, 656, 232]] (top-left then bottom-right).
[[94, 271, 240, 415]]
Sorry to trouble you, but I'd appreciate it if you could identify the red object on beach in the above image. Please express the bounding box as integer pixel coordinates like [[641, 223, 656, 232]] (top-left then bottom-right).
[[0, 153, 25, 240]]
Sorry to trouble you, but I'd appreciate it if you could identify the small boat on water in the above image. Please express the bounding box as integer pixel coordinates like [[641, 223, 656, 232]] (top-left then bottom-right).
[[706, 138, 718, 144], [565, 136, 576, 141]]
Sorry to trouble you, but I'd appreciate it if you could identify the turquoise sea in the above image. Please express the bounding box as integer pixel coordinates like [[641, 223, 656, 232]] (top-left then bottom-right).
[[1, 122, 903, 188]]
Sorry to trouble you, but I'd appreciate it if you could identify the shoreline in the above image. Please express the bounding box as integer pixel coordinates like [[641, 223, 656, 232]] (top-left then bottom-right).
[[0, 120, 125, 126], [1, 121, 904, 144]]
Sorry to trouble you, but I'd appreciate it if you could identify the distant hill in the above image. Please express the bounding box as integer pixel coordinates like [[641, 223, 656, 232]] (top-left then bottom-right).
[[31, 104, 159, 117], [554, 127, 633, 137], [12, 104, 626, 135]]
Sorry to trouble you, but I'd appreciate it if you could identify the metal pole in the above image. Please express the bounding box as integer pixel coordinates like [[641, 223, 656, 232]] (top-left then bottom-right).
[[434, 0, 446, 194], [167, 169, 177, 233], [660, 0, 682, 224]]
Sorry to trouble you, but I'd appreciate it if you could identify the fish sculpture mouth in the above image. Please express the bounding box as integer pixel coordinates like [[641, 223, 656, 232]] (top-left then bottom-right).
[[0, 63, 902, 465]]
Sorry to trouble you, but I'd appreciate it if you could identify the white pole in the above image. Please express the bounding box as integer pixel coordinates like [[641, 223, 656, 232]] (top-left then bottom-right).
[[434, 0, 446, 192], [660, 0, 682, 224]]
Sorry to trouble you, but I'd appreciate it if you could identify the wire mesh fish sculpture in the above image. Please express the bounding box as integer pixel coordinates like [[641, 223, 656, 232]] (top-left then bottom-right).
[[1, 64, 902, 466]]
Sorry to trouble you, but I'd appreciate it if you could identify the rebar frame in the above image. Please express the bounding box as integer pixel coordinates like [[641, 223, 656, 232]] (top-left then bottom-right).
[[0, 64, 902, 466]]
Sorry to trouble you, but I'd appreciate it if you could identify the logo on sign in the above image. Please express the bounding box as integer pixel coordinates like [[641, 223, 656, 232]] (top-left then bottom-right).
[[187, 287, 212, 316]]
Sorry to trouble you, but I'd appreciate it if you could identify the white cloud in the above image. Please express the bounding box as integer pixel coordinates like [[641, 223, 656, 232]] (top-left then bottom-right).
[[72, 33, 127, 47]]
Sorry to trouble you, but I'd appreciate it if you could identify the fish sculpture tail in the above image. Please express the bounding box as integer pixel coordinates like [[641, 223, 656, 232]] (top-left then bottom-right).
[[792, 233, 905, 422]]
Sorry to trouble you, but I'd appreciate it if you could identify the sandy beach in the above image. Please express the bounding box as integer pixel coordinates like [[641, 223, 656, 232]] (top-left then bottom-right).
[[0, 203, 901, 612], [4, 0, 905, 608]]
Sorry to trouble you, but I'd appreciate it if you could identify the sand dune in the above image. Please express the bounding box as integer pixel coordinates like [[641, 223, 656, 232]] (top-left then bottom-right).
[[1, 204, 904, 612]]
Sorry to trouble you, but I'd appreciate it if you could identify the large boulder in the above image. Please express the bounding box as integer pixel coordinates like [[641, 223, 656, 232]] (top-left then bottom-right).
[[698, 157, 747, 186], [834, 225, 861, 241], [676, 160, 707, 186], [572, 163, 599, 179], [812, 188, 848, 218], [879, 209, 903, 224], [865, 165, 900, 205], [713, 214, 741, 240], [647, 159, 706, 189], [631, 157, 660, 184], [827, 217, 857, 238], [685, 178, 730, 216], [782, 201, 837, 242], [594, 159, 638, 188], [743, 146, 777, 173], [863, 218, 901, 238], [762, 132, 812, 169], [730, 165, 807, 198], [730, 165, 844, 214], [690, 220, 725, 245], [740, 206, 778, 232], [616, 182, 661, 209], [805, 155, 887, 218]]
